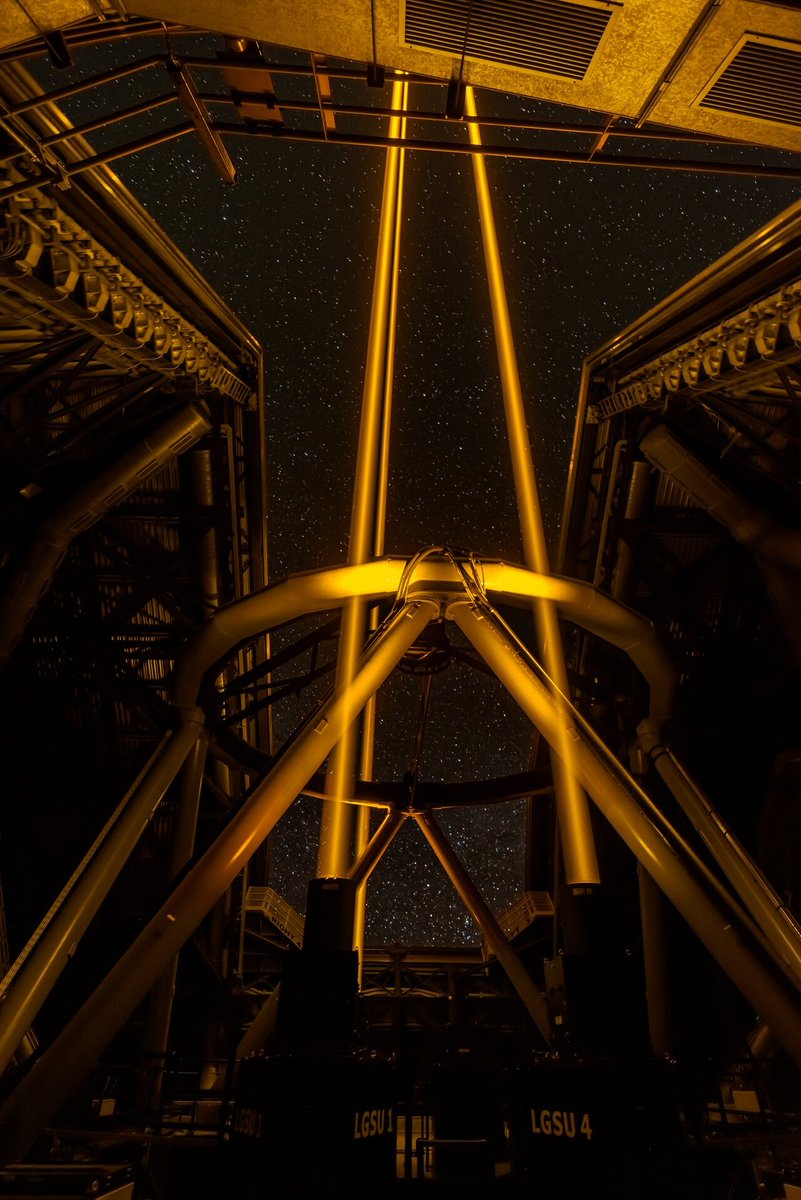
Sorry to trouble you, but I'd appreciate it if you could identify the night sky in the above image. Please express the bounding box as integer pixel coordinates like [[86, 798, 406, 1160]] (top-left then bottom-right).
[[33, 33, 801, 944]]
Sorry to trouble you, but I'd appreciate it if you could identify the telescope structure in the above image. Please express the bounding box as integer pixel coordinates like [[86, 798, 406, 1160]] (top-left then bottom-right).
[[1, 6, 801, 1198]]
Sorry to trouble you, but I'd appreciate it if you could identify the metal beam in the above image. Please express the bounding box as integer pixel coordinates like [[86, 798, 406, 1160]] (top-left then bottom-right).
[[414, 810, 552, 1042], [40, 94, 178, 148], [638, 720, 801, 992], [0, 597, 437, 1164], [449, 597, 801, 1068], [0, 332, 95, 405], [198, 93, 747, 144], [0, 404, 212, 670], [306, 767, 553, 810], [167, 61, 236, 185], [348, 809, 408, 889], [1, 56, 166, 117], [138, 733, 209, 1109], [0, 719, 203, 1078], [213, 124, 801, 181], [353, 78, 409, 968]]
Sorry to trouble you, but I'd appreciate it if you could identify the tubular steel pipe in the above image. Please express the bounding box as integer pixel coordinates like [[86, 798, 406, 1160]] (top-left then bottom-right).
[[640, 424, 801, 570], [466, 86, 598, 886], [192, 447, 223, 613], [354, 613, 379, 973], [557, 362, 593, 576], [0, 717, 203, 1078], [317, 78, 408, 880], [592, 439, 628, 588], [348, 810, 407, 890], [415, 811, 551, 1042], [138, 733, 209, 1109], [638, 721, 801, 991], [638, 864, 673, 1056], [0, 598, 437, 1163], [450, 598, 801, 1068], [0, 404, 211, 669], [611, 460, 652, 601]]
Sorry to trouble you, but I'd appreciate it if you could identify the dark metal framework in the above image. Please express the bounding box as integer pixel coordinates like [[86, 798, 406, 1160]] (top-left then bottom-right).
[[0, 48, 271, 1124], [2, 14, 801, 1200], [559, 187, 801, 1051]]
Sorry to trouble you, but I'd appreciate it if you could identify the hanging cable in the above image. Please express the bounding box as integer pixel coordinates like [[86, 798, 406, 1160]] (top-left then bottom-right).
[[447, 0, 475, 118], [406, 673, 434, 809]]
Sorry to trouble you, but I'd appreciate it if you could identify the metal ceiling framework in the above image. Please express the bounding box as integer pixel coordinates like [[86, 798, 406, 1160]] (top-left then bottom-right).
[[1, 12, 801, 1200], [2, 16, 801, 197]]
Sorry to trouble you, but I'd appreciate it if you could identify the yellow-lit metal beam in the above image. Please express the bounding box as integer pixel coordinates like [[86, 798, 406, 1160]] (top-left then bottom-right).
[[415, 810, 551, 1042], [317, 79, 408, 881], [168, 61, 236, 184], [349, 809, 408, 889], [465, 86, 599, 886]]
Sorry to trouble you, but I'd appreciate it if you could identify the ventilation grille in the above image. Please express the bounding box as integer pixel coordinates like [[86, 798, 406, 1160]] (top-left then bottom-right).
[[699, 36, 801, 129], [404, 0, 615, 81]]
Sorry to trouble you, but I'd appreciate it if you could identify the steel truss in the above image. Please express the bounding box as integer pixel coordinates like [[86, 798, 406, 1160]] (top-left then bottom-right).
[[2, 23, 801, 203]]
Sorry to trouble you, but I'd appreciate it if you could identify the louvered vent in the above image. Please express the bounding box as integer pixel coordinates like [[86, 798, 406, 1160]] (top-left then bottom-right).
[[699, 36, 801, 129], [404, 0, 615, 81]]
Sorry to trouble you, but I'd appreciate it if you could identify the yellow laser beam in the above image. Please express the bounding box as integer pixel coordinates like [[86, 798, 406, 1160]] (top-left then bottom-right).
[[317, 79, 408, 880], [465, 85, 599, 886]]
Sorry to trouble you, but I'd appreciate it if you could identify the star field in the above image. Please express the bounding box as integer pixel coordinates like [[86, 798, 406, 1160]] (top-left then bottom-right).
[[32, 36, 801, 945]]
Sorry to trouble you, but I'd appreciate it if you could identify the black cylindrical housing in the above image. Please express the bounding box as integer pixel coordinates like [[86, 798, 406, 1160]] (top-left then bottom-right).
[[304, 876, 357, 953]]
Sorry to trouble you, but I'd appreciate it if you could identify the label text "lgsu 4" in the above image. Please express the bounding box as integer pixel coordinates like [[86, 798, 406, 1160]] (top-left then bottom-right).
[[531, 1108, 593, 1140]]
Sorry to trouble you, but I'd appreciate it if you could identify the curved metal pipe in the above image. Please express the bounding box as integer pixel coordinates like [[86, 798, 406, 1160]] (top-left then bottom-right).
[[172, 558, 677, 720], [640, 424, 801, 570], [0, 403, 211, 669]]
